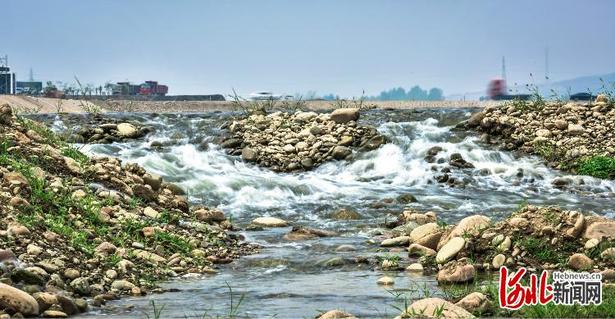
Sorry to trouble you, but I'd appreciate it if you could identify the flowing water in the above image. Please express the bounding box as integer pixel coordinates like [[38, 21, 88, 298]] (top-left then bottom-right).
[[34, 108, 615, 318]]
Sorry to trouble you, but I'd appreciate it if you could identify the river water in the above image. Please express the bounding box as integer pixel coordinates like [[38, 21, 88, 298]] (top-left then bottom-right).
[[34, 108, 615, 318]]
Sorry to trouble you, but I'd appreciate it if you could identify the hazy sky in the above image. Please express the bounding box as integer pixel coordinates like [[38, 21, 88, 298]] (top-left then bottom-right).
[[4, 0, 615, 97]]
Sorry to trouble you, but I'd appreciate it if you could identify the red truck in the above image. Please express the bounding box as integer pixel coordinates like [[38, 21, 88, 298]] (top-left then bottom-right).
[[139, 81, 168, 96]]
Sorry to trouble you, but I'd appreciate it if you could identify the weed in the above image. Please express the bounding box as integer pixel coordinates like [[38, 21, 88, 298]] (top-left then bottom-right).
[[577, 156, 615, 179]]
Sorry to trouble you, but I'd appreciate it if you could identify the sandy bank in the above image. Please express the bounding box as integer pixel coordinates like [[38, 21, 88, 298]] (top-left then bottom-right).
[[1, 95, 502, 114]]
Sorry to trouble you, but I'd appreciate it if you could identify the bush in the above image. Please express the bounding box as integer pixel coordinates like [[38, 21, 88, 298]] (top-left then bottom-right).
[[578, 156, 615, 179]]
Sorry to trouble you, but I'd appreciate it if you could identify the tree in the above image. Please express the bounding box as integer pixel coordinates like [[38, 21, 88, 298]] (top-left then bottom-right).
[[427, 88, 444, 100]]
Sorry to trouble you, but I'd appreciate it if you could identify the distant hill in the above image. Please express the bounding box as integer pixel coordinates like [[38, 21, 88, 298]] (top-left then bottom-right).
[[447, 72, 615, 101]]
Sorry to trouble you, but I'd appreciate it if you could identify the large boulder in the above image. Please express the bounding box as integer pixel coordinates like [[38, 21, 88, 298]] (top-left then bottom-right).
[[404, 297, 474, 318], [584, 221, 615, 240], [0, 283, 40, 316], [409, 223, 442, 250], [116, 123, 139, 138], [330, 108, 360, 124], [436, 237, 465, 264], [456, 292, 490, 313], [252, 217, 288, 227], [439, 215, 490, 249], [317, 309, 357, 319], [437, 261, 475, 283]]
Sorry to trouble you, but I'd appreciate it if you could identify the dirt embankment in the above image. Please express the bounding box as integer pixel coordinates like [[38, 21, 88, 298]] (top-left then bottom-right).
[[1, 95, 502, 114]]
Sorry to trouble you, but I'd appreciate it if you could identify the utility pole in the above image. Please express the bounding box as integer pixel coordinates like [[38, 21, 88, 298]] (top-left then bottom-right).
[[545, 47, 550, 80], [501, 56, 507, 82]]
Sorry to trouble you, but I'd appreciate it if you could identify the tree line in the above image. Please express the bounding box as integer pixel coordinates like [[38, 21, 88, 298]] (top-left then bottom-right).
[[321, 85, 444, 101]]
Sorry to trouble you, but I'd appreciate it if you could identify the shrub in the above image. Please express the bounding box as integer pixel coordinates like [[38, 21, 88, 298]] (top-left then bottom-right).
[[577, 156, 615, 179]]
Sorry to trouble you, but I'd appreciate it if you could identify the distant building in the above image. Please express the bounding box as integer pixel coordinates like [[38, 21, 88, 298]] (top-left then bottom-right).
[[16, 81, 43, 94], [0, 66, 16, 94]]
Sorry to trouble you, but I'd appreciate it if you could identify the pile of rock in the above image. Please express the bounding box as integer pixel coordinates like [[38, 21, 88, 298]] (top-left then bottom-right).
[[0, 105, 255, 317], [72, 121, 152, 144], [387, 206, 615, 280], [378, 205, 615, 316], [464, 95, 615, 171], [220, 108, 387, 172]]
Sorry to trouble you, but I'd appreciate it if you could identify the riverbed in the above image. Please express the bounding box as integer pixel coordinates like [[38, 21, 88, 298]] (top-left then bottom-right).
[[33, 108, 615, 318]]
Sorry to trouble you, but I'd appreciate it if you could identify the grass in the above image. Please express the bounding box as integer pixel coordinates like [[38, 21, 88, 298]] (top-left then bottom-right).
[[577, 156, 615, 179], [142, 283, 249, 319]]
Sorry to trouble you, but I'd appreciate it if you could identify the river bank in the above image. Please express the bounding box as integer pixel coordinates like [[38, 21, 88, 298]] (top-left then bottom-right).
[[0, 95, 503, 114], [0, 104, 256, 318]]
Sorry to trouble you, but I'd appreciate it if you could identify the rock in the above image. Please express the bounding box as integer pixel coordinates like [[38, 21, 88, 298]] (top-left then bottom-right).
[[441, 215, 490, 247], [585, 238, 600, 249], [0, 103, 13, 124], [63, 268, 80, 280], [377, 276, 394, 285], [251, 217, 288, 227], [4, 172, 28, 186], [330, 108, 360, 124], [317, 309, 357, 319], [134, 250, 166, 264], [381, 236, 410, 247], [56, 295, 79, 315], [568, 253, 593, 270], [132, 184, 156, 202], [436, 237, 465, 264], [335, 245, 356, 252], [338, 135, 353, 146], [497, 236, 512, 252], [535, 129, 552, 138], [405, 297, 474, 318], [492, 254, 506, 268], [330, 208, 360, 220], [142, 173, 162, 191], [567, 124, 585, 135], [70, 277, 90, 295], [408, 243, 436, 257], [410, 223, 441, 250], [584, 221, 615, 240], [10, 268, 45, 285], [0, 283, 39, 316], [195, 208, 225, 223], [396, 193, 417, 204], [283, 226, 336, 241], [300, 158, 314, 168], [241, 147, 257, 162], [332, 146, 351, 160], [402, 211, 437, 225], [467, 112, 485, 127], [7, 223, 30, 237], [33, 292, 57, 312], [0, 249, 16, 263], [449, 153, 474, 169], [596, 94, 608, 103], [566, 214, 585, 238], [26, 244, 43, 256], [116, 123, 138, 138], [111, 280, 136, 291], [554, 119, 568, 130], [42, 310, 68, 318], [456, 292, 490, 313], [437, 261, 475, 283], [600, 248, 615, 260], [95, 241, 117, 255], [164, 182, 186, 195], [406, 263, 424, 273]]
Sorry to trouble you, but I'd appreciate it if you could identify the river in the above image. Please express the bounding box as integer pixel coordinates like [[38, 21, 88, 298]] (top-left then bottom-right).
[[33, 108, 615, 318]]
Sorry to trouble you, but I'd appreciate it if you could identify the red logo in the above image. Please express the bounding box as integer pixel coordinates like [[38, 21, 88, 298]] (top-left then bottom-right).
[[499, 266, 554, 310]]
